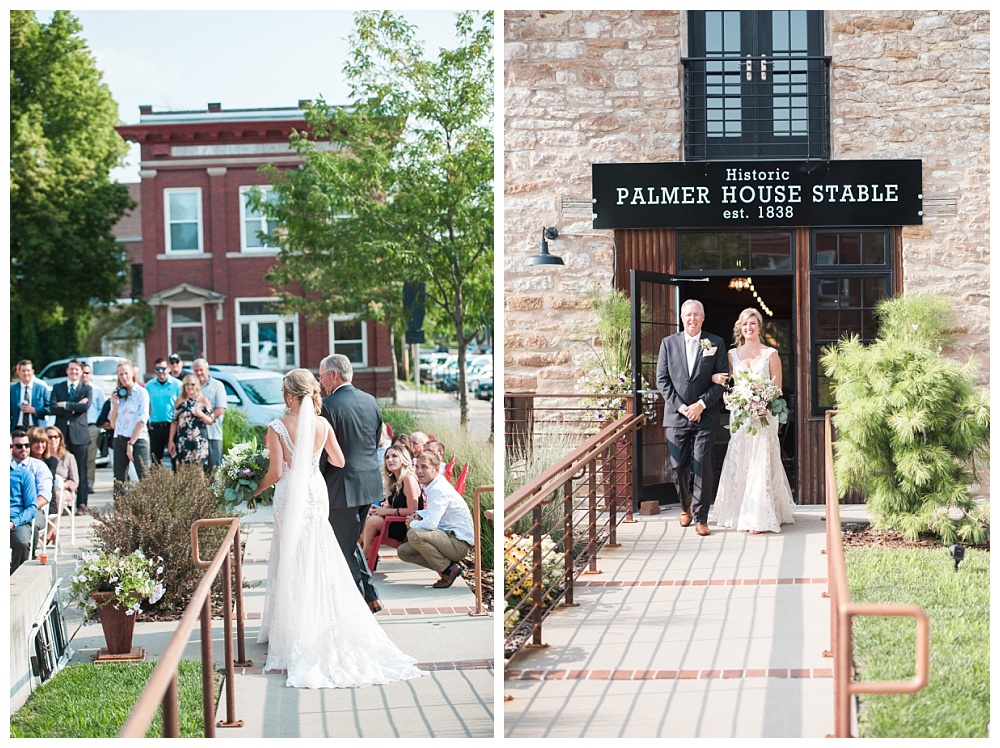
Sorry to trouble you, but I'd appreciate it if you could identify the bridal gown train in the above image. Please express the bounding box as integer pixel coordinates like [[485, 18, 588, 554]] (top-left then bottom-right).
[[713, 348, 796, 533], [257, 420, 424, 688]]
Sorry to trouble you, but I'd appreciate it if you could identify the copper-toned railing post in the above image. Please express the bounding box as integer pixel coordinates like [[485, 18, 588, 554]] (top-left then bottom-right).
[[560, 479, 578, 608], [530, 504, 545, 647], [218, 551, 242, 728], [199, 597, 216, 738], [469, 486, 492, 617], [163, 674, 179, 738], [233, 525, 250, 666], [586, 461, 599, 574], [607, 443, 619, 547]]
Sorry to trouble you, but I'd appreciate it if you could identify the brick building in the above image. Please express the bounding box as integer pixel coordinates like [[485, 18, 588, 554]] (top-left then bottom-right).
[[115, 103, 393, 397], [504, 10, 989, 503]]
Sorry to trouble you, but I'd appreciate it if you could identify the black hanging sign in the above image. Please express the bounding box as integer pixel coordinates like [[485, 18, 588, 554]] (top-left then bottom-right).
[[592, 159, 923, 229]]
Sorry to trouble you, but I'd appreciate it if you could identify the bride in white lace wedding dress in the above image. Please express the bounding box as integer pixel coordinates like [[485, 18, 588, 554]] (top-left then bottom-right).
[[252, 369, 424, 689], [712, 309, 796, 534]]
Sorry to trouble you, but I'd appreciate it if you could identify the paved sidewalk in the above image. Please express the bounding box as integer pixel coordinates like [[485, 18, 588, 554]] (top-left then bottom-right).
[[48, 465, 494, 738], [504, 503, 868, 739]]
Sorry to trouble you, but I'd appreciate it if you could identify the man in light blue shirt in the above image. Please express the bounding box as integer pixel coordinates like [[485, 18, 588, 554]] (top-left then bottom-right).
[[146, 357, 182, 465], [10, 451, 38, 574]]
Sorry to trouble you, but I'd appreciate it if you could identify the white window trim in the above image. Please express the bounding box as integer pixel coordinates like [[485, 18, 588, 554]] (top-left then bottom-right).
[[167, 304, 206, 360], [235, 297, 300, 370], [239, 185, 280, 253], [327, 314, 368, 367], [163, 187, 204, 253]]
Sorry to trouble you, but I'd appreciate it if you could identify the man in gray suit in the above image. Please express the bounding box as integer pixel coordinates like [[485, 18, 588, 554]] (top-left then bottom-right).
[[655, 299, 729, 537], [319, 354, 384, 613]]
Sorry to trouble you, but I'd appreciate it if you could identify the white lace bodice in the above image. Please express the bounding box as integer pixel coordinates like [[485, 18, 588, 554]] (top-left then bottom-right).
[[731, 346, 774, 377], [269, 419, 323, 472]]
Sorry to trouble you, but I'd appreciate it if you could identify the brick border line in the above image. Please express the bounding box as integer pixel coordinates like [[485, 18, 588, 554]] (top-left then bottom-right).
[[242, 659, 494, 676], [506, 667, 832, 681], [576, 577, 827, 587]]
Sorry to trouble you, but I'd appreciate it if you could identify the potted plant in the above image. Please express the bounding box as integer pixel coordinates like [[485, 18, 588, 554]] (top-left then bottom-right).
[[69, 549, 166, 656]]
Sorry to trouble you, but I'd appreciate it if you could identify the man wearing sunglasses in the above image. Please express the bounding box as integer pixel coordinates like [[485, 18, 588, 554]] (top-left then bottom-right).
[[147, 357, 182, 465], [10, 429, 49, 567], [10, 434, 39, 574]]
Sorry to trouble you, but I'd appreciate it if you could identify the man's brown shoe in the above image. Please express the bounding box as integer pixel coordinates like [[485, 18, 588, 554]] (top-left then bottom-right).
[[695, 523, 711, 536], [679, 510, 693, 527]]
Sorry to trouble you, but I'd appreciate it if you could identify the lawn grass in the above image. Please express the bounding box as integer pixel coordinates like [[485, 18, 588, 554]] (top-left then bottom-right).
[[845, 546, 989, 738], [10, 660, 219, 738]]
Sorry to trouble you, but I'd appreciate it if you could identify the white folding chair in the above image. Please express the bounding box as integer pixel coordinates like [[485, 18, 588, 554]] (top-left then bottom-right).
[[40, 476, 75, 563]]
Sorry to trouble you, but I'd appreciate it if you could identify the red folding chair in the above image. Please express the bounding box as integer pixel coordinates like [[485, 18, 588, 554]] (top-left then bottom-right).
[[454, 462, 470, 496], [443, 454, 457, 482], [366, 516, 408, 572]]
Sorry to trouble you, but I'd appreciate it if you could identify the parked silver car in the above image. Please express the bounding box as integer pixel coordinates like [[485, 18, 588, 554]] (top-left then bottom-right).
[[181, 365, 287, 427]]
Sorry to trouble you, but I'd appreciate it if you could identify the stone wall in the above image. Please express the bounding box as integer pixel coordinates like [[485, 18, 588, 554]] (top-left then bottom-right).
[[504, 9, 990, 393]]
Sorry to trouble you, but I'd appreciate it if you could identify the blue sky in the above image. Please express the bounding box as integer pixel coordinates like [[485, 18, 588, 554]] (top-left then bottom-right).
[[35, 9, 465, 182]]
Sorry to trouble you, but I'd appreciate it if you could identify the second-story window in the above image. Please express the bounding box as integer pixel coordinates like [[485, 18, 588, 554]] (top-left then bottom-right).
[[684, 10, 829, 160], [164, 188, 203, 252], [240, 186, 280, 251]]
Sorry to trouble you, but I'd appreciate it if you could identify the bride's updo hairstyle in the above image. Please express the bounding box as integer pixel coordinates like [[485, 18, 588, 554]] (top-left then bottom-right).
[[282, 368, 323, 414], [732, 308, 765, 347]]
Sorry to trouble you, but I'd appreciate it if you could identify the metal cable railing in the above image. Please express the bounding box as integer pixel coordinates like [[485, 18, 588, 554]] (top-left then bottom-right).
[[504, 402, 645, 661], [823, 410, 930, 737]]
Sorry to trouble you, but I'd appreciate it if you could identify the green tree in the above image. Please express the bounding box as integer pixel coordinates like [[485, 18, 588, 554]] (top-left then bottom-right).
[[257, 10, 493, 426], [820, 295, 990, 543], [10, 10, 134, 361]]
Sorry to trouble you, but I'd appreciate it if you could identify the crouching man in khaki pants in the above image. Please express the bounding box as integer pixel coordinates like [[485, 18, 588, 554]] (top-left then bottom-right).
[[399, 451, 474, 589]]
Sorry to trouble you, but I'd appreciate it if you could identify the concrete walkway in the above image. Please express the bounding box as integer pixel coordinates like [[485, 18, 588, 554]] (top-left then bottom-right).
[[504, 503, 868, 739], [42, 459, 494, 738]]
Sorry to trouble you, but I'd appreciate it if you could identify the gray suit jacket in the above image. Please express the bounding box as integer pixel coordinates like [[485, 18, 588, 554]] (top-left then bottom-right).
[[655, 331, 728, 430], [320, 383, 384, 510]]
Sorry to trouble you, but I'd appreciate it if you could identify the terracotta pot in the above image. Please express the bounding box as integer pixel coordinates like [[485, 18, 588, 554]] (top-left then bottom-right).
[[91, 591, 137, 655]]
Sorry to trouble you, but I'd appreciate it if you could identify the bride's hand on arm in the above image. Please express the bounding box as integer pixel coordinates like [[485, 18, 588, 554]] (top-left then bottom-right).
[[712, 352, 734, 385], [254, 426, 283, 498], [324, 421, 345, 468]]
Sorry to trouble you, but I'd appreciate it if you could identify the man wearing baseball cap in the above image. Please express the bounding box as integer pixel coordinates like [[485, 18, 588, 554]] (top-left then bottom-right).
[[167, 353, 184, 381]]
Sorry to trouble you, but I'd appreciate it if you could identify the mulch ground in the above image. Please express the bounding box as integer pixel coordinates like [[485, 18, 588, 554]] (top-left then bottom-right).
[[841, 522, 989, 552]]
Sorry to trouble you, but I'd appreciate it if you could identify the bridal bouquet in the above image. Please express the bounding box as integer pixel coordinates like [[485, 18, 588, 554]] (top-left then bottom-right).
[[211, 438, 273, 512], [724, 369, 788, 436]]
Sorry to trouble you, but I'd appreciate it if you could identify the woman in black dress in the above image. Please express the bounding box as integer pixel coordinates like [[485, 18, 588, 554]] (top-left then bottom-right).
[[360, 444, 422, 559]]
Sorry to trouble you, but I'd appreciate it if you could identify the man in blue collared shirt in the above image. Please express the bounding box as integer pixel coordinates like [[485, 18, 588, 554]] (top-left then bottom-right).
[[146, 357, 182, 465], [10, 433, 39, 573]]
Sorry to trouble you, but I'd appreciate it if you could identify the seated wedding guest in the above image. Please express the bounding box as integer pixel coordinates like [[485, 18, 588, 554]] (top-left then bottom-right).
[[399, 451, 474, 589], [390, 433, 413, 458], [42, 426, 79, 543], [27, 427, 61, 544], [360, 445, 423, 560], [11, 429, 49, 557], [10, 459, 38, 574], [409, 431, 428, 456]]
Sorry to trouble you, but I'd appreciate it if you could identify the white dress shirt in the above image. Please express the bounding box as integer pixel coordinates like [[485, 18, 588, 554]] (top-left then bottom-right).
[[410, 473, 475, 546]]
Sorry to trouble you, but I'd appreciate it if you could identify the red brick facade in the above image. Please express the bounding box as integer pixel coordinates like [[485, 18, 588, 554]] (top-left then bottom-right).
[[116, 103, 394, 398]]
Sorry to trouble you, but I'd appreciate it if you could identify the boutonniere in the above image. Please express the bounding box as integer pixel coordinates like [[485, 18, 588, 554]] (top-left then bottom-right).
[[700, 339, 717, 356]]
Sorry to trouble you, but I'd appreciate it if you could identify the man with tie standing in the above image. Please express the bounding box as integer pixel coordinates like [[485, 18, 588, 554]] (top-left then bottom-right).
[[655, 300, 729, 537], [49, 360, 92, 514], [9, 359, 50, 431]]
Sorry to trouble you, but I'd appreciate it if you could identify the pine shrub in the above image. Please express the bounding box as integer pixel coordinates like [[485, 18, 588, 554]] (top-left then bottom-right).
[[90, 463, 240, 614], [820, 295, 990, 543]]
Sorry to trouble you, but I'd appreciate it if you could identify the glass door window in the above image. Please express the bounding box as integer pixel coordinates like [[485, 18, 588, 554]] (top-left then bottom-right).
[[169, 306, 204, 361], [237, 300, 298, 369]]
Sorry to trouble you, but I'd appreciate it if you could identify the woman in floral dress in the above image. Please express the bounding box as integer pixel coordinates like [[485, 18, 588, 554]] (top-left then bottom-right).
[[168, 375, 214, 469]]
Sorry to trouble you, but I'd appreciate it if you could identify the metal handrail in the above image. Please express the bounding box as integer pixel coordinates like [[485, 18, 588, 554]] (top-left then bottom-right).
[[504, 408, 645, 658], [824, 410, 930, 738], [119, 518, 248, 738], [470, 484, 493, 617]]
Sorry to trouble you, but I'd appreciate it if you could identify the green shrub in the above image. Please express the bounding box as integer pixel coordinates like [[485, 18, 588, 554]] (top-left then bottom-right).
[[381, 405, 421, 438], [821, 295, 990, 543], [222, 407, 266, 454], [90, 463, 239, 614]]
